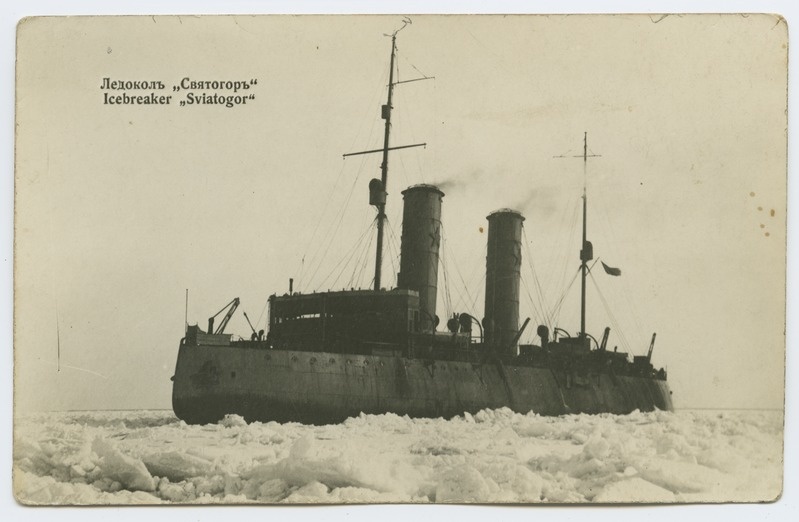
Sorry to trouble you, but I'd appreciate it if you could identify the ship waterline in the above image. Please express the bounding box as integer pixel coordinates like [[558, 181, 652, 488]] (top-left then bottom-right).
[[172, 344, 672, 425]]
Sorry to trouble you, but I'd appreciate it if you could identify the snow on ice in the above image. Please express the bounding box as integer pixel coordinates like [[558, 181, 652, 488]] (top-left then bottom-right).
[[12, 408, 783, 504]]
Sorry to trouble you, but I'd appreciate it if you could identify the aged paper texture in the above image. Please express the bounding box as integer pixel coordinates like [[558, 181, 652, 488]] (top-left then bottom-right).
[[13, 14, 787, 505]]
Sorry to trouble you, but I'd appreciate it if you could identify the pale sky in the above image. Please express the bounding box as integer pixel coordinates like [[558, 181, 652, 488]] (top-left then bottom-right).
[[14, 14, 787, 412]]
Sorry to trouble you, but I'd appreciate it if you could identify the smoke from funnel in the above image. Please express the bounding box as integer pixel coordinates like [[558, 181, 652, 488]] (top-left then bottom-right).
[[510, 186, 559, 216], [430, 169, 483, 193]]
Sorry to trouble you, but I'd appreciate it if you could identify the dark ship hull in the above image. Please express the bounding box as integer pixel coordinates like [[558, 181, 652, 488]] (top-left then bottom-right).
[[172, 343, 672, 425]]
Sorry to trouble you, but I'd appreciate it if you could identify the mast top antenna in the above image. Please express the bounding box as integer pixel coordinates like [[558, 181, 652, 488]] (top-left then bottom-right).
[[386, 17, 412, 38]]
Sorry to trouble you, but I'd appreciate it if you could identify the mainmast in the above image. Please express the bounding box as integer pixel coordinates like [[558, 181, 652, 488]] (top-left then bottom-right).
[[555, 132, 600, 342], [579, 132, 591, 341]]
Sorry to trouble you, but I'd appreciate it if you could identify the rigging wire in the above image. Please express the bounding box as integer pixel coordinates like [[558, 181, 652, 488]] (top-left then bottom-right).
[[549, 266, 581, 323], [594, 189, 647, 346], [374, 208, 403, 291], [393, 61, 429, 184], [520, 273, 544, 333], [383, 218, 396, 283], [397, 145, 412, 189], [298, 66, 388, 291], [443, 232, 477, 315], [296, 160, 348, 290], [589, 271, 634, 353], [519, 265, 543, 330], [554, 197, 581, 313], [521, 227, 555, 330], [351, 224, 377, 289], [306, 147, 374, 291], [466, 239, 488, 315], [400, 51, 431, 80], [254, 297, 270, 330], [317, 217, 376, 291], [440, 241, 452, 318], [390, 52, 411, 186], [307, 169, 363, 289], [394, 94, 428, 185], [432, 66, 437, 183], [304, 148, 370, 290], [328, 222, 373, 290], [540, 196, 580, 328], [470, 271, 486, 314], [347, 221, 372, 288], [385, 216, 402, 288], [438, 225, 456, 317], [359, 220, 379, 288]]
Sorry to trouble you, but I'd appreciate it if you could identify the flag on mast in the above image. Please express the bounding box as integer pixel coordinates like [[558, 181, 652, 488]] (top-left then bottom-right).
[[601, 261, 621, 276]]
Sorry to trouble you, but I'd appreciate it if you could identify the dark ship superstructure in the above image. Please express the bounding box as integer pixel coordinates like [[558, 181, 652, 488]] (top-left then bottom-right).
[[171, 23, 672, 425]]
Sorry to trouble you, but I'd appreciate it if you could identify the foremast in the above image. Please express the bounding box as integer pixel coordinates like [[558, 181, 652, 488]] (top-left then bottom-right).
[[373, 31, 398, 291], [343, 18, 428, 291]]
